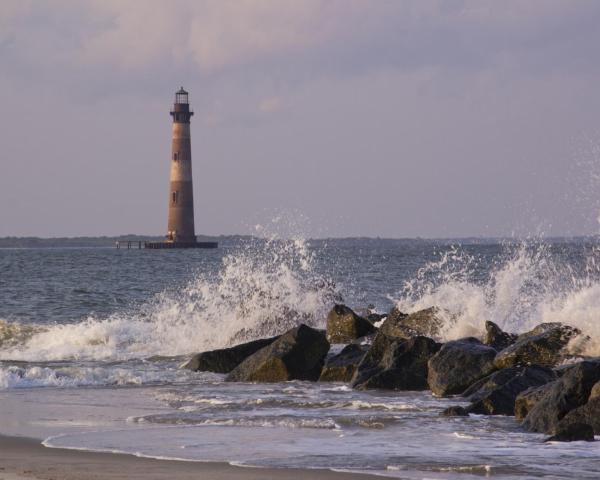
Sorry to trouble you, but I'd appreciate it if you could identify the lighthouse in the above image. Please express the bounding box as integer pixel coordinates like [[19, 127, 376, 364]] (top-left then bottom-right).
[[146, 88, 217, 249], [167, 87, 196, 243]]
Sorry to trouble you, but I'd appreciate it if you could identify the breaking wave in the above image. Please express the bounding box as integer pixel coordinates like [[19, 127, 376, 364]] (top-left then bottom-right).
[[394, 241, 600, 355], [4, 234, 600, 367], [0, 238, 338, 362], [0, 363, 197, 389]]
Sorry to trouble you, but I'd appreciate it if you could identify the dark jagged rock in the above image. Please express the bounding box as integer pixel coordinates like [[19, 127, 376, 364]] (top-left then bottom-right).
[[465, 365, 555, 416], [386, 306, 408, 322], [557, 397, 600, 434], [366, 312, 386, 324], [355, 305, 386, 324], [483, 321, 517, 351], [351, 334, 441, 390], [226, 324, 330, 383], [441, 406, 469, 417], [463, 366, 521, 400], [427, 338, 497, 396], [589, 380, 600, 400], [183, 336, 280, 373], [545, 422, 595, 442], [379, 307, 442, 340], [514, 383, 554, 421], [522, 360, 600, 434], [326, 304, 376, 343], [319, 343, 368, 382], [494, 323, 581, 370], [377, 307, 411, 339]]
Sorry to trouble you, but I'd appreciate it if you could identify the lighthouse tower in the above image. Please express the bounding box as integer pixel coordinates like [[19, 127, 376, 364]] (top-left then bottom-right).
[[166, 87, 195, 243], [145, 87, 216, 249]]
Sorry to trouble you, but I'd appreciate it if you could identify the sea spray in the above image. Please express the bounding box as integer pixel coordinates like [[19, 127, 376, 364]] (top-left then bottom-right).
[[0, 237, 338, 362], [394, 240, 600, 355]]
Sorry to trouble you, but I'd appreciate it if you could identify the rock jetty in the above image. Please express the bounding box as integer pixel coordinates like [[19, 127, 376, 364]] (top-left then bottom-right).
[[185, 303, 599, 442]]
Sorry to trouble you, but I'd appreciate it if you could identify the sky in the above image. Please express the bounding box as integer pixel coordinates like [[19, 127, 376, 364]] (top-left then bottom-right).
[[2, 0, 600, 238]]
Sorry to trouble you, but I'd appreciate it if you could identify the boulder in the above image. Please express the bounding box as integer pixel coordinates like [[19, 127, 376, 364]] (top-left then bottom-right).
[[465, 365, 555, 415], [379, 307, 443, 340], [351, 334, 441, 390], [483, 321, 517, 351], [366, 312, 387, 324], [386, 306, 407, 322], [319, 343, 368, 382], [522, 360, 600, 434], [441, 406, 469, 417], [462, 366, 520, 399], [326, 304, 376, 343], [494, 323, 581, 370], [427, 338, 497, 396], [226, 324, 330, 383], [183, 336, 279, 373], [355, 305, 386, 325], [545, 422, 595, 442], [589, 380, 600, 400], [557, 396, 600, 434], [514, 383, 554, 421]]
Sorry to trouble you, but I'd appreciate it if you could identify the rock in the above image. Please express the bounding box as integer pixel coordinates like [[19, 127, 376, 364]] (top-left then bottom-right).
[[366, 312, 386, 324], [522, 360, 600, 434], [589, 380, 600, 400], [351, 334, 441, 390], [441, 406, 469, 417], [326, 304, 376, 343], [226, 324, 330, 383], [545, 422, 595, 442], [319, 343, 368, 382], [355, 305, 386, 324], [466, 365, 555, 415], [557, 396, 600, 434], [515, 383, 554, 421], [494, 323, 581, 370], [379, 307, 443, 340], [183, 336, 280, 373], [376, 307, 411, 339], [387, 306, 408, 322], [427, 338, 497, 396], [462, 366, 520, 399], [483, 321, 517, 351]]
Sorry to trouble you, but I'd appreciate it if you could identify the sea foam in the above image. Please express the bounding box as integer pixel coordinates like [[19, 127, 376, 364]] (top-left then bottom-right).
[[0, 238, 337, 363], [394, 242, 600, 355]]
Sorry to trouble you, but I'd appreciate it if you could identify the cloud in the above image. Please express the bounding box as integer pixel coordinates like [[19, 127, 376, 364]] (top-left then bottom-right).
[[4, 1, 600, 81], [258, 96, 282, 114], [2, 1, 600, 237]]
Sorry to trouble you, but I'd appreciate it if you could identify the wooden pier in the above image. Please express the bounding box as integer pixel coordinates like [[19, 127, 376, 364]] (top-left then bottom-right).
[[144, 241, 218, 249], [116, 240, 218, 249]]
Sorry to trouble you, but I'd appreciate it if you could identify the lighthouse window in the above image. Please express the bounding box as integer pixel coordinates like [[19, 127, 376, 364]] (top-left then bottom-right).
[[172, 191, 179, 204], [173, 152, 178, 162]]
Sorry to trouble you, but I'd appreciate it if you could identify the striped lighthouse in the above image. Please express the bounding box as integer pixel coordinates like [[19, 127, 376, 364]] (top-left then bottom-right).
[[167, 87, 195, 243], [143, 88, 217, 249]]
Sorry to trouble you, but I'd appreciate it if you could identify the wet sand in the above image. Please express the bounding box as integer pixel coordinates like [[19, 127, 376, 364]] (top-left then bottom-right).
[[0, 434, 376, 480]]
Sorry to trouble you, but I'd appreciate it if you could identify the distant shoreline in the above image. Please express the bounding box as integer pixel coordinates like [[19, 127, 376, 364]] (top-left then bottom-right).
[[0, 235, 598, 248], [0, 235, 248, 249]]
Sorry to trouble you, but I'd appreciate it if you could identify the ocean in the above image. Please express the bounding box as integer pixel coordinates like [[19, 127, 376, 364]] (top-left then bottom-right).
[[1, 238, 600, 479]]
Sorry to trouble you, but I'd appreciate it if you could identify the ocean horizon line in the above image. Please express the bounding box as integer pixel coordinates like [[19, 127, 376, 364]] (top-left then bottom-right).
[[1, 233, 600, 249]]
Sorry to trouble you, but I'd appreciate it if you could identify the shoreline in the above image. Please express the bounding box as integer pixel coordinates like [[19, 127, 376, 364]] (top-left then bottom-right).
[[0, 434, 378, 480]]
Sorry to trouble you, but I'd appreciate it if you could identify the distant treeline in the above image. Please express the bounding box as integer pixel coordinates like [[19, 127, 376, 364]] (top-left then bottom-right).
[[0, 235, 252, 248], [0, 235, 597, 248]]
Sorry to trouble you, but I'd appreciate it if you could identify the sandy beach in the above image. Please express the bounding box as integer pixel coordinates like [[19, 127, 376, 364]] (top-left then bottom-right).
[[0, 434, 376, 480]]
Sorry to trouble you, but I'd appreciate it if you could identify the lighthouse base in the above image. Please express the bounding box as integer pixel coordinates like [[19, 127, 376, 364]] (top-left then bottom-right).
[[144, 241, 218, 249]]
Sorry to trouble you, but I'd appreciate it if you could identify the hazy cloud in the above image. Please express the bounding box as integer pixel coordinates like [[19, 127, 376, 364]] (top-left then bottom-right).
[[1, 1, 600, 237]]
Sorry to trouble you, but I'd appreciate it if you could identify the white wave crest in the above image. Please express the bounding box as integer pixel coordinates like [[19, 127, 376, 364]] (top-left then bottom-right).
[[0, 239, 337, 362], [395, 242, 600, 355], [0, 364, 178, 389]]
